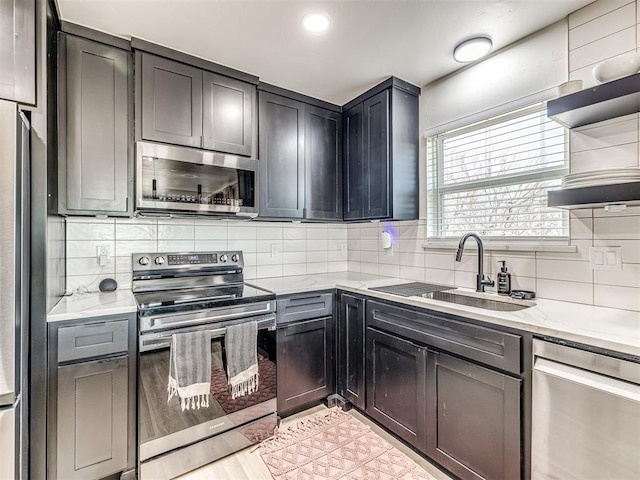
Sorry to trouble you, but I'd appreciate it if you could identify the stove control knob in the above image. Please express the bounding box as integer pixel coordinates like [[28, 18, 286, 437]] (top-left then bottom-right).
[[139, 256, 150, 266], [219, 254, 228, 263], [154, 256, 165, 266], [231, 253, 239, 262]]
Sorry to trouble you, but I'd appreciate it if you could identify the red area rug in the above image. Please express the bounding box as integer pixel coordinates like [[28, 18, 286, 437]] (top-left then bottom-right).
[[260, 409, 438, 480]]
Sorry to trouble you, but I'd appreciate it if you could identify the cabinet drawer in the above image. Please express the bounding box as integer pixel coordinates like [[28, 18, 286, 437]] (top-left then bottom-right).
[[58, 319, 129, 362], [277, 292, 333, 324], [367, 300, 521, 374]]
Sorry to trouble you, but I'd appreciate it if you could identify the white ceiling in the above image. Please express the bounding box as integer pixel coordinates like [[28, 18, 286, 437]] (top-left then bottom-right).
[[56, 0, 594, 105]]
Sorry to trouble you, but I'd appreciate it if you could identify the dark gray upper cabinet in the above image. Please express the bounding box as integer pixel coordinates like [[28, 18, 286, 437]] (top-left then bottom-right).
[[304, 105, 342, 221], [137, 49, 257, 156], [343, 103, 364, 220], [258, 87, 342, 221], [140, 53, 203, 148], [258, 91, 305, 218], [0, 0, 35, 105], [202, 71, 255, 156], [342, 77, 420, 221], [58, 33, 132, 215], [363, 91, 390, 219]]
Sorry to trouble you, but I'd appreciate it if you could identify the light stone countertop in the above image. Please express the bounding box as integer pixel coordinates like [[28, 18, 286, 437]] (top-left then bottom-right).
[[249, 272, 640, 358], [47, 289, 138, 322]]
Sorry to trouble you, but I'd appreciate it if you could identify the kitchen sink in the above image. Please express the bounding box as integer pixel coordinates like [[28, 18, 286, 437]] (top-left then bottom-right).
[[420, 290, 535, 312]]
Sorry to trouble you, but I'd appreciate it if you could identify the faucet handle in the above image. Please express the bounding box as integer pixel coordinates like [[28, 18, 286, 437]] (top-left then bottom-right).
[[481, 275, 495, 287]]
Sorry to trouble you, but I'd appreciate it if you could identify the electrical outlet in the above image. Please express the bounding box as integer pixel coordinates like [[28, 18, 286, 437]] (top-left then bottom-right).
[[270, 243, 279, 258], [340, 242, 347, 255], [97, 246, 110, 266]]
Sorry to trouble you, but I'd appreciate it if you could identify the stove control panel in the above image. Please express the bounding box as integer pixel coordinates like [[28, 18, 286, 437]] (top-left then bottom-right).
[[132, 251, 244, 272]]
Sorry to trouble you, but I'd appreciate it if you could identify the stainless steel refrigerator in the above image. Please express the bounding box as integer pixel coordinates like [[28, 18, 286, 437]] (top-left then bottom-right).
[[0, 99, 30, 480]]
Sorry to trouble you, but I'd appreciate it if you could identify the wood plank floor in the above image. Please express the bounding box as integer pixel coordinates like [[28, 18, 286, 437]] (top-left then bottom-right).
[[177, 405, 454, 480]]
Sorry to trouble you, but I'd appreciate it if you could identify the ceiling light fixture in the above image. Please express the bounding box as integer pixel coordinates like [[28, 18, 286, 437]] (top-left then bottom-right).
[[301, 12, 332, 33], [453, 36, 493, 63]]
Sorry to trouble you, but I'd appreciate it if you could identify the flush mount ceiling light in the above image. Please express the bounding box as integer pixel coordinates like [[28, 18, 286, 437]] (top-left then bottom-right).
[[453, 36, 493, 63], [301, 12, 332, 33]]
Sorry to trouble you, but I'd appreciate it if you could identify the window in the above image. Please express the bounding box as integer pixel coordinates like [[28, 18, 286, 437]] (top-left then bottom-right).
[[426, 103, 568, 241]]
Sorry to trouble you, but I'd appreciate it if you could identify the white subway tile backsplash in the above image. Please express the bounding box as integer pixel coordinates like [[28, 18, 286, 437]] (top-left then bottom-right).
[[378, 264, 400, 278], [227, 223, 256, 240], [569, 25, 636, 71], [569, 2, 636, 49], [594, 263, 640, 287], [283, 263, 307, 276], [157, 223, 194, 240], [537, 258, 593, 283], [257, 226, 283, 240], [571, 115, 639, 152], [593, 239, 640, 263], [194, 239, 228, 250], [283, 251, 307, 264], [593, 205, 640, 217], [66, 240, 116, 259], [307, 262, 329, 275], [67, 257, 115, 277], [400, 265, 426, 281], [115, 240, 157, 257], [569, 0, 632, 29], [195, 224, 228, 240], [570, 216, 593, 240], [425, 268, 455, 285], [67, 222, 115, 241], [399, 252, 425, 268], [594, 215, 640, 239], [537, 279, 594, 304], [158, 240, 195, 252], [115, 223, 157, 241], [569, 28, 636, 70], [257, 265, 283, 278], [570, 142, 638, 173], [594, 284, 640, 310], [425, 252, 455, 270], [283, 239, 307, 252]]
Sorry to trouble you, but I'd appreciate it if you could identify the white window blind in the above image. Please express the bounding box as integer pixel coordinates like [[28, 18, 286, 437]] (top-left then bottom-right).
[[427, 103, 568, 241]]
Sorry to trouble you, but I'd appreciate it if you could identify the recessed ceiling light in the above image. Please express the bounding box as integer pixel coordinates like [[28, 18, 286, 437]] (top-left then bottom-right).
[[453, 37, 493, 63], [301, 12, 332, 33]]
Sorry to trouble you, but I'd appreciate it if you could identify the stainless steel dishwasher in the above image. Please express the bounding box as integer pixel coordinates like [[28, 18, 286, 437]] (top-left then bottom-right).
[[532, 339, 640, 480]]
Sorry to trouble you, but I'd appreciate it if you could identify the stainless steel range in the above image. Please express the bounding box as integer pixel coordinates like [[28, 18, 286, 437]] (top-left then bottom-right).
[[133, 251, 277, 480]]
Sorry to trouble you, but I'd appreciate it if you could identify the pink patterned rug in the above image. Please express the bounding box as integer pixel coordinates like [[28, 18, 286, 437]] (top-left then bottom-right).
[[259, 409, 438, 480]]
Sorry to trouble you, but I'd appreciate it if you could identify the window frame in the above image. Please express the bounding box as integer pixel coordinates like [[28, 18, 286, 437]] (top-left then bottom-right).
[[426, 102, 569, 244]]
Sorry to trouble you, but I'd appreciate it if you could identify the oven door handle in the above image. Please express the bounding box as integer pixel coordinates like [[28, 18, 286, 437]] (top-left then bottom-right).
[[139, 314, 276, 352]]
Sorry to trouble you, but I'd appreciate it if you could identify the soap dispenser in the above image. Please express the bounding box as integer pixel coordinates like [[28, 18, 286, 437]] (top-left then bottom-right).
[[497, 261, 511, 295]]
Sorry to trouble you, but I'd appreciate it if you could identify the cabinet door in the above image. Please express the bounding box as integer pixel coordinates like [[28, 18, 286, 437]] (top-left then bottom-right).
[[61, 34, 131, 214], [0, 0, 35, 104], [202, 72, 255, 156], [141, 53, 203, 148], [277, 317, 335, 413], [343, 103, 364, 220], [366, 327, 427, 451], [258, 92, 305, 218], [304, 105, 342, 220], [427, 351, 521, 480], [57, 356, 128, 480], [338, 293, 365, 409], [363, 90, 390, 219]]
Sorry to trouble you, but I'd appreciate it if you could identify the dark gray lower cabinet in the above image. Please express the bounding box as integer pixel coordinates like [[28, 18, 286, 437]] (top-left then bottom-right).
[[338, 293, 365, 409], [277, 316, 335, 413], [49, 314, 136, 480], [427, 351, 521, 480], [57, 356, 129, 479], [365, 327, 427, 451]]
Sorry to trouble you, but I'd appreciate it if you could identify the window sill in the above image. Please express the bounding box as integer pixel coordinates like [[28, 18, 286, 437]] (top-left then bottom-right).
[[422, 241, 577, 253]]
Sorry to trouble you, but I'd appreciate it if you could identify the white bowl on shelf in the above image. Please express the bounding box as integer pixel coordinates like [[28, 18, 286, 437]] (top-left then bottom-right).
[[593, 51, 640, 84]]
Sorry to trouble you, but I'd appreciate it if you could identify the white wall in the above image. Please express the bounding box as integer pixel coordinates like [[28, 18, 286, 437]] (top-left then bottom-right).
[[347, 0, 640, 312], [65, 218, 347, 291]]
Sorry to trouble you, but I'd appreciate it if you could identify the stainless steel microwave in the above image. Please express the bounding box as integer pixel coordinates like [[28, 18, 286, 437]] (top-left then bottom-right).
[[135, 141, 258, 217]]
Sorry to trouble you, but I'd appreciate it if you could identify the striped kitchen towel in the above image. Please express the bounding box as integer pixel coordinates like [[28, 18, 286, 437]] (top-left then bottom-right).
[[168, 330, 211, 411], [225, 321, 259, 399]]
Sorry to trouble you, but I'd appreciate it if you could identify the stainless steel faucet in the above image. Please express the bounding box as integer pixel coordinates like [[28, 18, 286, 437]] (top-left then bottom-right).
[[455, 233, 495, 293]]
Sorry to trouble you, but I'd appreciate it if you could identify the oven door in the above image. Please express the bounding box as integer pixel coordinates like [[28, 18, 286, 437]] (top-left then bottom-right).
[[138, 314, 276, 462]]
